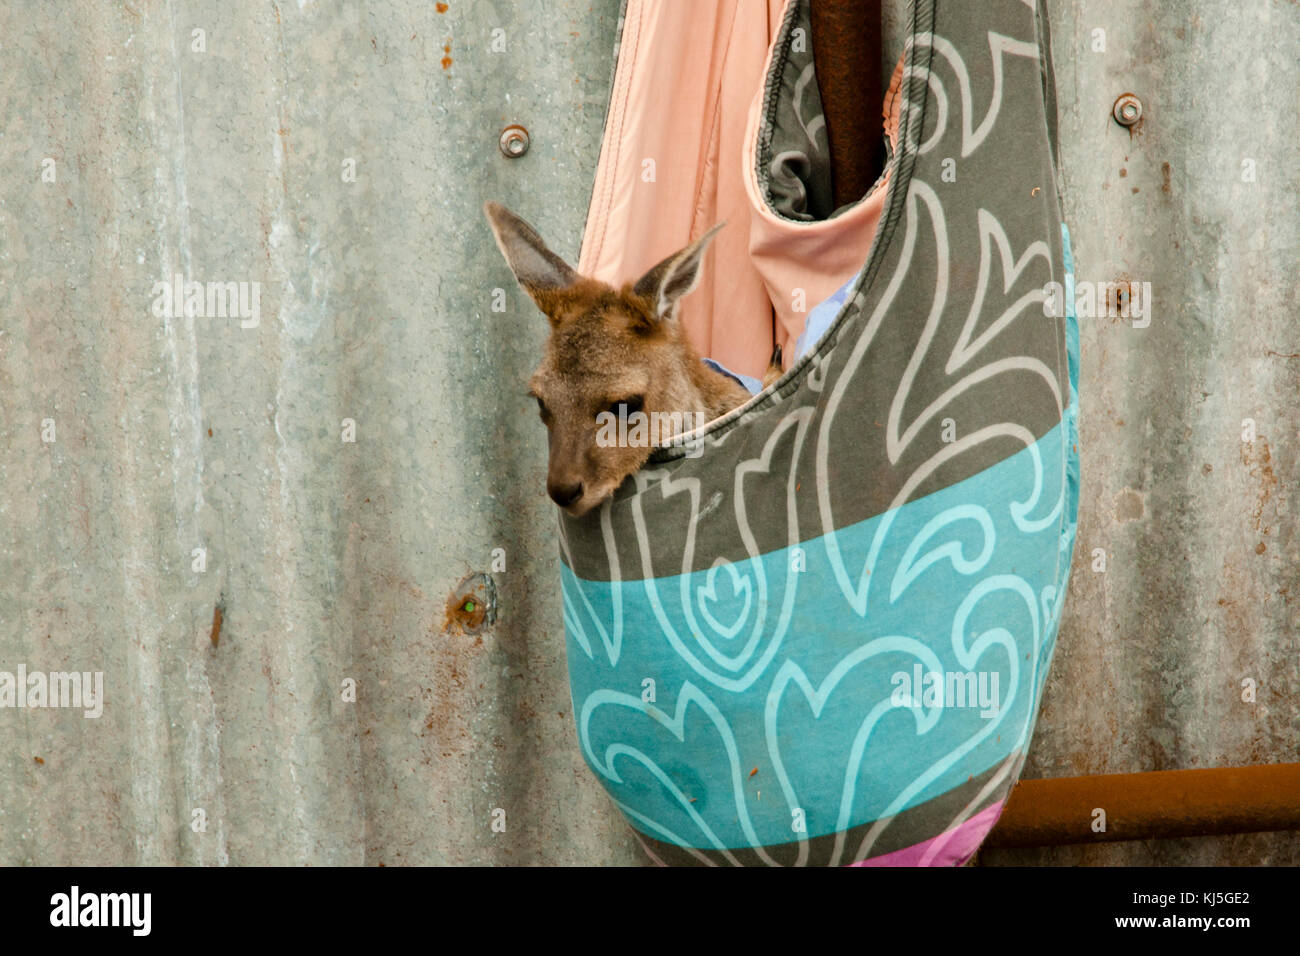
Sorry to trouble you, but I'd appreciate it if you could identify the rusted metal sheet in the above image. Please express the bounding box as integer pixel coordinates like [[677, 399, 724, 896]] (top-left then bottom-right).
[[0, 0, 637, 867]]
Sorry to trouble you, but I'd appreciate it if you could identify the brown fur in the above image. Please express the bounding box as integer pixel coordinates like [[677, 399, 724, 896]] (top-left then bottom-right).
[[485, 202, 774, 516]]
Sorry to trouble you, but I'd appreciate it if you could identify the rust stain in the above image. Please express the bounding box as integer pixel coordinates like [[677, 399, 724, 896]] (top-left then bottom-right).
[[423, 590, 488, 754], [1105, 275, 1135, 320], [424, 651, 469, 745], [424, 571, 492, 752], [34, 756, 44, 765], [441, 43, 452, 70], [436, 2, 448, 11], [1240, 438, 1277, 534], [444, 592, 486, 631], [442, 572, 496, 635], [1113, 487, 1144, 523], [1214, 552, 1266, 714], [1161, 161, 1172, 195], [1120, 107, 1146, 139], [209, 603, 224, 648]]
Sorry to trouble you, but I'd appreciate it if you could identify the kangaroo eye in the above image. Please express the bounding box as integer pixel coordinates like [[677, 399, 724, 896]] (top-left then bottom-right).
[[608, 395, 644, 417]]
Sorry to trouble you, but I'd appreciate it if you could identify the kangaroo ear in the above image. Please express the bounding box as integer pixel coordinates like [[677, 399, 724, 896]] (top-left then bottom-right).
[[632, 222, 724, 323], [484, 202, 578, 308]]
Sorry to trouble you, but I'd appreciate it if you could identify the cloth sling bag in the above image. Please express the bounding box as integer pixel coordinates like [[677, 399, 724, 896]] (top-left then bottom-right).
[[559, 0, 1080, 866]]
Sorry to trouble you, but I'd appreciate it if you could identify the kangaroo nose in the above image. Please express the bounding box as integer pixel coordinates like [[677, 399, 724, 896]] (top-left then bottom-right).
[[548, 480, 584, 509]]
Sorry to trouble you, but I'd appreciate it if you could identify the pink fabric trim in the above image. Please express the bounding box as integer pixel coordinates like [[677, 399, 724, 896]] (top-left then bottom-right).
[[579, 0, 785, 377], [579, 0, 903, 379], [849, 801, 1005, 867]]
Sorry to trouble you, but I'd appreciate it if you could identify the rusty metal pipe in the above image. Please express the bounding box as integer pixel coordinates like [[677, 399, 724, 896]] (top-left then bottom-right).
[[985, 763, 1300, 847], [808, 0, 884, 208]]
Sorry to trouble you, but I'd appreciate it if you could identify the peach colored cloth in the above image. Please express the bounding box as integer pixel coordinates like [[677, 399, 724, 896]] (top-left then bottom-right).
[[579, 0, 904, 378]]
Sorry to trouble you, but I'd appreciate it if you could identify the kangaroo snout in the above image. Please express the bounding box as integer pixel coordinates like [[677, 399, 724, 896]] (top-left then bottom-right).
[[547, 477, 584, 509]]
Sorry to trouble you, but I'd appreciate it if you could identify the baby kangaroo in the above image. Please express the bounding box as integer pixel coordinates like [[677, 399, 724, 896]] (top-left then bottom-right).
[[485, 202, 779, 517]]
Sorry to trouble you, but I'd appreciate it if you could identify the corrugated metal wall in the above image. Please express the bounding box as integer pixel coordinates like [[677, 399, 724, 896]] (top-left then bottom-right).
[[1, 0, 1295, 865]]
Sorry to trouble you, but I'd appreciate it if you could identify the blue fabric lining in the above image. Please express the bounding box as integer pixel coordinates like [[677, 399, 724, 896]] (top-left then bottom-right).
[[701, 357, 764, 396]]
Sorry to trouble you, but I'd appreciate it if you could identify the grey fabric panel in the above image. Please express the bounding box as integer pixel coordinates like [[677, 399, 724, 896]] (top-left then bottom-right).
[[563, 0, 1070, 582], [755, 0, 835, 221], [1035, 0, 1063, 205], [634, 754, 1011, 866]]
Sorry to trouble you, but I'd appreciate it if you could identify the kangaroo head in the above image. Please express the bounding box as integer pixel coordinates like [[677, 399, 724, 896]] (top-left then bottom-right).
[[484, 202, 747, 517]]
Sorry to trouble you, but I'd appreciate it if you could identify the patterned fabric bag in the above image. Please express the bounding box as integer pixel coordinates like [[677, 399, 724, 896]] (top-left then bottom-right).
[[562, 0, 1080, 866]]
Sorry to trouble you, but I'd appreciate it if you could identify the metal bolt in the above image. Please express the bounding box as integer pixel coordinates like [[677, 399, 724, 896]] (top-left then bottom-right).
[[1112, 93, 1142, 127], [499, 124, 530, 158]]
